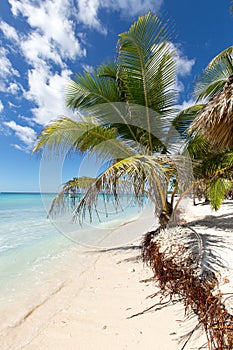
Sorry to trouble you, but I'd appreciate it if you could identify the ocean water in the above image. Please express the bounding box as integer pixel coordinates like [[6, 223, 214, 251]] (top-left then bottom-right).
[[0, 192, 151, 329]]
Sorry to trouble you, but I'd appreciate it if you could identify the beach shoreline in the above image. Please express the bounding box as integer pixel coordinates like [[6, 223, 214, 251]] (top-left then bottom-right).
[[1, 199, 233, 350]]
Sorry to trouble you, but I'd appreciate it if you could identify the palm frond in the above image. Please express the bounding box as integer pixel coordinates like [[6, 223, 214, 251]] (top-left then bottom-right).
[[190, 78, 233, 149], [48, 177, 96, 217], [147, 43, 177, 116], [33, 116, 86, 154], [117, 12, 177, 151], [33, 115, 136, 160], [191, 147, 233, 209], [195, 46, 233, 101], [47, 154, 192, 224], [72, 155, 170, 223], [66, 68, 121, 110], [97, 61, 118, 80], [207, 178, 231, 210], [186, 134, 210, 159], [174, 104, 205, 135]]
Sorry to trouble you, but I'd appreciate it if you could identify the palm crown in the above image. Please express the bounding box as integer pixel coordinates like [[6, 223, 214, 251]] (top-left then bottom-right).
[[34, 13, 193, 227]]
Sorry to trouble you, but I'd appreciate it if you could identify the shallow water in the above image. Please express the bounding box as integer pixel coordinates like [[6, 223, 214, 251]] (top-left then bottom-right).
[[0, 192, 151, 330]]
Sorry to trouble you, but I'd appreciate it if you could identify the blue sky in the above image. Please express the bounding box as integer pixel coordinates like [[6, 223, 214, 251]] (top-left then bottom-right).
[[0, 0, 232, 192]]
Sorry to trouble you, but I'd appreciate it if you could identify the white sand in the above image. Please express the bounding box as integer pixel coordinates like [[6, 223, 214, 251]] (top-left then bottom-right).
[[1, 200, 233, 350]]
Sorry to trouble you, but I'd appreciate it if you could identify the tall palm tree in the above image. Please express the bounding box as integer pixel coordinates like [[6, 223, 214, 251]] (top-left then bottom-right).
[[34, 12, 191, 227], [33, 14, 233, 349]]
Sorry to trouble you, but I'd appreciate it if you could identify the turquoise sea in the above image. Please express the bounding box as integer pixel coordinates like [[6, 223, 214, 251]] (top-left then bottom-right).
[[0, 192, 151, 330]]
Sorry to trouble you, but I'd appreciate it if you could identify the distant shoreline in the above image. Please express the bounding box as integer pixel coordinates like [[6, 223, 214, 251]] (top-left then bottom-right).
[[0, 192, 57, 195]]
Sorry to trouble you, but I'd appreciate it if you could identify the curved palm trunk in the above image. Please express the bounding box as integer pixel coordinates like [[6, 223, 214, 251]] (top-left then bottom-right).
[[158, 200, 173, 228]]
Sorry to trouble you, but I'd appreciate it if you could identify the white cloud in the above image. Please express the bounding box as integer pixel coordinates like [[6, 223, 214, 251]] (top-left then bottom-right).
[[177, 99, 196, 111], [4, 120, 37, 149], [102, 0, 163, 16], [21, 32, 64, 68], [12, 144, 27, 152], [4, 0, 87, 130], [172, 44, 195, 77], [76, 0, 163, 32], [9, 0, 86, 66], [0, 47, 19, 92], [77, 0, 107, 34], [0, 100, 3, 112], [0, 20, 19, 42], [4, 0, 165, 138], [166, 43, 195, 93], [25, 66, 73, 125], [81, 63, 94, 72], [7, 82, 21, 95]]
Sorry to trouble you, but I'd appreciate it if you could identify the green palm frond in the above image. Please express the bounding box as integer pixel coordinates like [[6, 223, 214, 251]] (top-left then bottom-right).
[[174, 104, 205, 135], [147, 49, 177, 115], [186, 134, 210, 161], [97, 61, 118, 80], [66, 68, 121, 110], [195, 149, 233, 179], [206, 46, 233, 69], [33, 116, 87, 153], [207, 178, 231, 210], [118, 13, 177, 150], [64, 177, 96, 190], [33, 116, 135, 160], [191, 147, 233, 209], [195, 46, 233, 101]]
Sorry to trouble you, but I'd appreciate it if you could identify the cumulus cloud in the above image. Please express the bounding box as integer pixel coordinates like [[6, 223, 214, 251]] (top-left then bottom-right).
[[9, 0, 86, 65], [7, 82, 21, 95], [0, 0, 87, 132], [102, 0, 163, 16], [0, 20, 19, 42], [25, 66, 73, 125], [77, 0, 107, 34], [2, 0, 182, 152], [174, 50, 195, 77], [21, 32, 64, 68], [169, 43, 195, 93], [4, 120, 37, 150], [0, 47, 19, 92], [76, 0, 163, 32]]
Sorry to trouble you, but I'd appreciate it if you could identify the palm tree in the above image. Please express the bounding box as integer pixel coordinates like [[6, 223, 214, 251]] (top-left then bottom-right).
[[33, 14, 233, 349], [34, 12, 192, 228], [176, 47, 233, 210], [189, 46, 233, 149]]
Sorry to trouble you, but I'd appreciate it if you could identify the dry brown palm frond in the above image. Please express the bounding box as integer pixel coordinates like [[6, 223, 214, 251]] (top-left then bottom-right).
[[190, 76, 233, 149], [141, 226, 233, 350]]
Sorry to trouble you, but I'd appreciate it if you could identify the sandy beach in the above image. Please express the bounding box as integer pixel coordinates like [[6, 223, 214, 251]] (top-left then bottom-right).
[[1, 199, 233, 350]]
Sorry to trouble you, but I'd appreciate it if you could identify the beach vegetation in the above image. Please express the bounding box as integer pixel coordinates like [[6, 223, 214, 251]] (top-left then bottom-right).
[[139, 45, 233, 349], [34, 12, 193, 228], [180, 46, 233, 210], [33, 13, 233, 350]]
